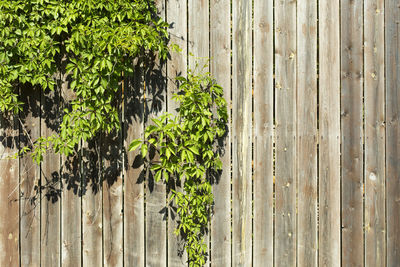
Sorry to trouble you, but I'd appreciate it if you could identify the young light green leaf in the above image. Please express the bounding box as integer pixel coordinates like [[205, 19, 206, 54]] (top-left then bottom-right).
[[141, 143, 148, 158], [128, 139, 142, 151]]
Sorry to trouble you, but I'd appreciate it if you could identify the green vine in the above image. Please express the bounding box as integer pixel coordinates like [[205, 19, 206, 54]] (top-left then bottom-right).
[[1, 2, 229, 265], [129, 64, 228, 266], [0, 0, 170, 162]]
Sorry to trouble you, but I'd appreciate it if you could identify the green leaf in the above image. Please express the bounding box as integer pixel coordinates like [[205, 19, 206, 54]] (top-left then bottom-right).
[[155, 170, 162, 182], [188, 146, 199, 155], [128, 139, 142, 151], [141, 143, 148, 158]]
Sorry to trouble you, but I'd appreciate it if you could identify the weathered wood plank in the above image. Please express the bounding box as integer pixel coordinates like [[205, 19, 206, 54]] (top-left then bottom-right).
[[144, 63, 167, 266], [81, 139, 102, 267], [0, 113, 19, 266], [210, 0, 231, 265], [232, 1, 252, 266], [188, 0, 210, 265], [364, 0, 385, 266], [41, 87, 61, 267], [189, 0, 209, 69], [167, 0, 188, 265], [297, 0, 318, 266], [318, 1, 341, 266], [19, 86, 41, 267], [341, 1, 364, 266], [102, 94, 123, 267], [61, 74, 81, 267], [124, 63, 145, 266], [253, 0, 273, 266], [385, 0, 400, 265], [274, 0, 296, 266], [145, 1, 167, 266]]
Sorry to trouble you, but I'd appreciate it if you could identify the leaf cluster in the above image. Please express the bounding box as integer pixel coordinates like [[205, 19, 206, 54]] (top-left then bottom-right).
[[129, 65, 228, 266], [0, 0, 169, 160]]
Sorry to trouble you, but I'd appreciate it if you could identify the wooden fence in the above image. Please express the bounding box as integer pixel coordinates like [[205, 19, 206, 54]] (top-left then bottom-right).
[[0, 0, 399, 266]]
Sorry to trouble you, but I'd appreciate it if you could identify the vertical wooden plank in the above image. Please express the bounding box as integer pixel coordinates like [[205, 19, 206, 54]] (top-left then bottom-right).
[[81, 138, 102, 267], [232, 0, 252, 266], [19, 87, 41, 267], [274, 0, 296, 265], [102, 95, 123, 267], [253, 0, 273, 266], [341, 1, 364, 266], [145, 1, 167, 266], [61, 74, 81, 267], [210, 0, 231, 265], [41, 87, 61, 267], [188, 0, 209, 67], [364, 0, 385, 266], [385, 0, 400, 265], [188, 0, 210, 265], [0, 114, 19, 266], [297, 1, 318, 266], [318, 0, 341, 266], [124, 63, 145, 266], [167, 0, 188, 265], [144, 65, 167, 267]]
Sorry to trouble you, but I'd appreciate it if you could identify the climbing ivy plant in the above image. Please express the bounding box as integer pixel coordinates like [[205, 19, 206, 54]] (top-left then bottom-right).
[[0, 0, 169, 162], [1, 1, 228, 265], [129, 65, 228, 266]]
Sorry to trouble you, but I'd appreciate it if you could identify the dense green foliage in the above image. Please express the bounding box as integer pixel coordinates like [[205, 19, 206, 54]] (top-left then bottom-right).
[[1, 2, 228, 265], [0, 0, 169, 162], [129, 66, 228, 266]]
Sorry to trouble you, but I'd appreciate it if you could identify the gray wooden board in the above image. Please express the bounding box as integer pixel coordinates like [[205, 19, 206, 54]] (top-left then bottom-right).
[[189, 0, 209, 70], [232, 1, 252, 266], [341, 1, 364, 265], [0, 113, 19, 266], [210, 0, 231, 265], [124, 63, 145, 266], [188, 0, 210, 265], [385, 0, 400, 265], [253, 0, 273, 266], [364, 0, 386, 266], [102, 92, 123, 267], [61, 73, 81, 267], [145, 1, 167, 265], [41, 87, 61, 267], [318, 1, 341, 266], [297, 0, 318, 266], [19, 86, 41, 267], [274, 0, 297, 266], [167, 0, 188, 265], [81, 139, 102, 267]]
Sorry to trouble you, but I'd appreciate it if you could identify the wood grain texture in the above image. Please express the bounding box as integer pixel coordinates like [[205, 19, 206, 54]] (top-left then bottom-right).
[[189, 0, 209, 69], [61, 73, 81, 267], [41, 87, 61, 267], [297, 1, 318, 266], [253, 0, 273, 266], [167, 0, 188, 265], [102, 95, 123, 267], [232, 1, 252, 266], [19, 86, 41, 267], [124, 63, 145, 266], [81, 139, 102, 267], [188, 0, 210, 265], [318, 1, 341, 266], [364, 0, 385, 266], [0, 114, 19, 266], [210, 0, 231, 265], [274, 0, 296, 266], [385, 0, 400, 265], [145, 1, 167, 266], [341, 1, 364, 266]]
